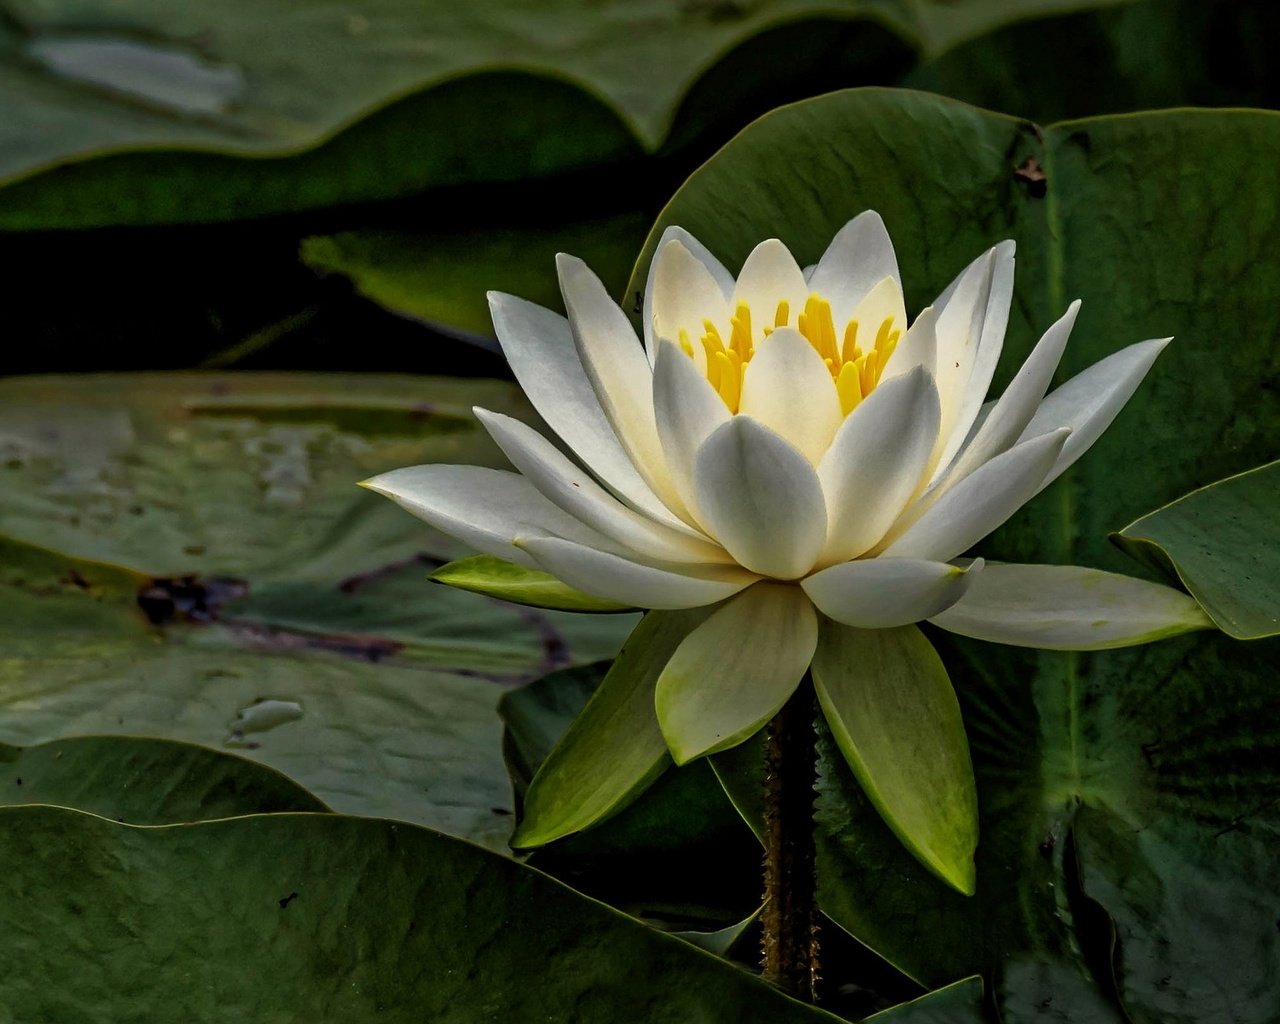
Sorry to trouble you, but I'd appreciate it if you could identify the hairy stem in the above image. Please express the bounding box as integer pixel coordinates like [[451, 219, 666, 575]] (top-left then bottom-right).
[[760, 675, 820, 1001]]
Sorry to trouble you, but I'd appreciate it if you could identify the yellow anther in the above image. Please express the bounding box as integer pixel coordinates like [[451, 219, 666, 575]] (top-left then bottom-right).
[[860, 353, 877, 395], [729, 302, 753, 361], [836, 361, 863, 416], [841, 320, 860, 364], [774, 300, 790, 328], [762, 325, 774, 337], [677, 328, 695, 359]]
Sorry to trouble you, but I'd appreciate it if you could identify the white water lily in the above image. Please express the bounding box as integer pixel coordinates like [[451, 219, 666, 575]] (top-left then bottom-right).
[[365, 212, 1212, 891]]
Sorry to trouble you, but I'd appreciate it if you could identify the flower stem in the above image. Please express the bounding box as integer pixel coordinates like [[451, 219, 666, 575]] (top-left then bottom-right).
[[760, 674, 820, 1001]]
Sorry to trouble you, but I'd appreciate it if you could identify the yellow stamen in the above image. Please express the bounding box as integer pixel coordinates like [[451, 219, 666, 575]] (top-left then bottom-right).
[[841, 320, 860, 364], [729, 302, 753, 361], [836, 361, 863, 416], [676, 292, 902, 420], [714, 351, 741, 412]]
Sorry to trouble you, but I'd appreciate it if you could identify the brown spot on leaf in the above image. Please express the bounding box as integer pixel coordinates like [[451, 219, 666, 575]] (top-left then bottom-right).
[[137, 575, 249, 625], [1014, 156, 1047, 198]]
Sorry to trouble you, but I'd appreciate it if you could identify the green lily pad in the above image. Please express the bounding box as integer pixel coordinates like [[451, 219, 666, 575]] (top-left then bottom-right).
[[0, 0, 1130, 228], [633, 89, 1280, 1021], [0, 804, 853, 1024], [0, 735, 329, 823], [0, 374, 636, 853], [1114, 460, 1280, 640]]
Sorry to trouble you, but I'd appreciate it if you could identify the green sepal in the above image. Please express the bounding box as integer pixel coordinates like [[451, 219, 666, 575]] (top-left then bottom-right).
[[511, 607, 712, 848], [431, 554, 634, 613], [812, 622, 978, 896]]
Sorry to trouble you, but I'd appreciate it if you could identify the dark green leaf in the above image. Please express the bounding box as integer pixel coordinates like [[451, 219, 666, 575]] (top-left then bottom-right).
[[1114, 460, 1280, 639], [0, 804, 848, 1023], [0, 735, 328, 823]]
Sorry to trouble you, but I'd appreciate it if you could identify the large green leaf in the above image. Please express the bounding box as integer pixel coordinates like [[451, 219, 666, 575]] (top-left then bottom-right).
[[1114, 460, 1280, 639], [904, 0, 1280, 124], [0, 374, 636, 852], [0, 736, 328, 823], [0, 0, 1130, 228], [0, 804, 853, 1024], [632, 90, 1280, 1021]]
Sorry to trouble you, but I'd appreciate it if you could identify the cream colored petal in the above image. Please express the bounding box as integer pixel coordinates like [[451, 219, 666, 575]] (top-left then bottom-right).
[[1021, 337, 1172, 495], [817, 366, 941, 562], [881, 305, 938, 383], [518, 535, 757, 610], [738, 327, 843, 465], [645, 237, 730, 365], [882, 429, 1069, 562], [809, 211, 902, 324], [843, 275, 907, 357], [655, 583, 817, 763], [362, 465, 617, 569], [651, 340, 731, 520], [694, 416, 829, 579], [489, 291, 683, 530], [802, 557, 982, 629], [731, 238, 809, 317], [930, 562, 1213, 649], [557, 254, 687, 517], [932, 300, 1078, 496], [475, 409, 729, 566], [931, 241, 1015, 481]]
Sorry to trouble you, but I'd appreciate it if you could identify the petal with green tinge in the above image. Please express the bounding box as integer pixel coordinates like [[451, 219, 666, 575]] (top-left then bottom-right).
[[812, 620, 977, 895], [431, 555, 634, 613], [656, 583, 817, 764], [512, 607, 711, 848]]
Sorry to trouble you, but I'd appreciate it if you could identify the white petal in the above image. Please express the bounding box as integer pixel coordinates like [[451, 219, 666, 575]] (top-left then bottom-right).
[[930, 244, 1015, 479], [648, 226, 734, 300], [652, 340, 731, 517], [488, 291, 682, 528], [881, 305, 938, 382], [1021, 337, 1172, 494], [557, 254, 685, 515], [518, 535, 757, 610], [929, 562, 1213, 649], [803, 557, 983, 629], [731, 238, 808, 317], [808, 210, 902, 324], [738, 327, 842, 464], [645, 237, 730, 366], [655, 583, 818, 763], [817, 366, 941, 562], [845, 275, 907, 356], [475, 409, 729, 566], [362, 465, 616, 569], [694, 417, 829, 579], [882, 428, 1069, 561], [934, 300, 1078, 494]]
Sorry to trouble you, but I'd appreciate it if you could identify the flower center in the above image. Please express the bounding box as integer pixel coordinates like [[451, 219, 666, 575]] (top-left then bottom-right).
[[677, 293, 901, 416]]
